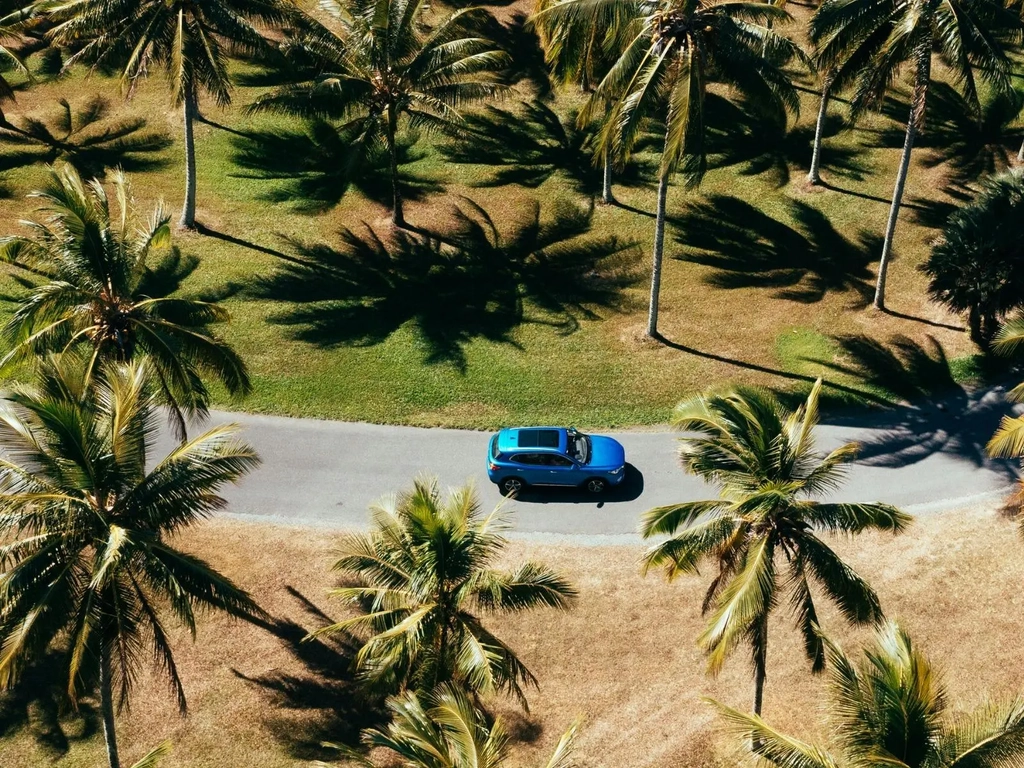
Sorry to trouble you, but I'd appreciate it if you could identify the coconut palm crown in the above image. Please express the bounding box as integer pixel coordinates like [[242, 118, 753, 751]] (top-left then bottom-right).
[[314, 477, 577, 707], [247, 0, 509, 227], [810, 0, 1022, 309], [336, 684, 580, 768], [714, 621, 1024, 768], [45, 0, 292, 228], [0, 358, 264, 768], [641, 379, 911, 716], [534, 0, 804, 338], [0, 164, 251, 439]]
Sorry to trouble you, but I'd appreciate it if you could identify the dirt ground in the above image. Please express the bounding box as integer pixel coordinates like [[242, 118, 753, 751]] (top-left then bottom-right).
[[4, 501, 1024, 768]]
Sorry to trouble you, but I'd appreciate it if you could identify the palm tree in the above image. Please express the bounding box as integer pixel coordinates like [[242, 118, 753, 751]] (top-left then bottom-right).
[[313, 477, 577, 706], [246, 0, 509, 228], [0, 358, 264, 768], [0, 163, 251, 438], [713, 621, 1024, 768], [46, 0, 291, 228], [640, 379, 911, 717], [985, 317, 1024, 502], [923, 169, 1024, 349], [334, 684, 580, 768], [810, 0, 1021, 310], [0, 2, 34, 131], [532, 0, 633, 203], [535, 0, 802, 338]]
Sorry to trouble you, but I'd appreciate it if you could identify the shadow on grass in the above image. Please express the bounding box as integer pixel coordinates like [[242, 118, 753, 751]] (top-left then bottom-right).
[[0, 96, 172, 178], [229, 121, 443, 213], [805, 334, 1021, 475], [705, 94, 869, 187], [248, 198, 642, 370], [672, 194, 878, 307], [466, 11, 552, 95], [877, 84, 1023, 186], [235, 587, 385, 761], [440, 101, 655, 195], [0, 649, 99, 758]]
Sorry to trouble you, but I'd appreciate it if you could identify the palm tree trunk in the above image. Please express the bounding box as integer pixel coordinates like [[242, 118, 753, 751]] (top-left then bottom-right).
[[100, 646, 121, 768], [387, 104, 405, 228], [647, 165, 670, 339], [179, 87, 198, 229], [807, 76, 832, 185], [752, 621, 767, 718], [601, 144, 614, 204], [874, 46, 931, 311], [1018, 135, 1024, 164]]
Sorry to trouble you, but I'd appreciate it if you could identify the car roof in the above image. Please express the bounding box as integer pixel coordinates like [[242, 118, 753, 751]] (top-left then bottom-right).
[[496, 427, 567, 455]]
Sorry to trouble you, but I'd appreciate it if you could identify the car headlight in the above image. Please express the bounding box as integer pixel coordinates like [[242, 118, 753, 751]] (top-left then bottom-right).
[[610, 466, 623, 475]]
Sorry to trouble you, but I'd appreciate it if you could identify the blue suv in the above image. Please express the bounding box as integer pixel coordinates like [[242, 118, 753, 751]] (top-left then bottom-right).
[[487, 427, 626, 496]]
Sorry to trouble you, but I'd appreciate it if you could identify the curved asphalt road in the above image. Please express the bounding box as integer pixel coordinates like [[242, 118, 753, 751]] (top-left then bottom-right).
[[169, 384, 1022, 540]]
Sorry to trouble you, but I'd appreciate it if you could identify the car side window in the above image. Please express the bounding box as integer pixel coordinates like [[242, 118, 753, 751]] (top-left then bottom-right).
[[546, 455, 574, 468], [510, 453, 543, 465]]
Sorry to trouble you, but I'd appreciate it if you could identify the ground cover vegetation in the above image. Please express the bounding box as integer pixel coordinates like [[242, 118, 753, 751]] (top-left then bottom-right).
[[1, 502, 1021, 768], [2, 0, 1024, 766], [0, 0, 1016, 426]]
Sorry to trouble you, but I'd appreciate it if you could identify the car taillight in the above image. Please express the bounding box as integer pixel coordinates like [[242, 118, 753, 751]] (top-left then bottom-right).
[[488, 463, 497, 471]]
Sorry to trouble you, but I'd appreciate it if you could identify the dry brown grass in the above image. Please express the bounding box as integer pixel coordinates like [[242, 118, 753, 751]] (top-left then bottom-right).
[[4, 504, 1024, 767]]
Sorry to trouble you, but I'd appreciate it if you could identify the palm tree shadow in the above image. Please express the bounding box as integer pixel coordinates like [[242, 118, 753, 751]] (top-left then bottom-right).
[[234, 587, 386, 761], [248, 198, 642, 371], [807, 333, 1021, 476], [440, 101, 655, 194], [672, 194, 878, 307], [229, 121, 443, 213], [0, 95, 172, 178], [0, 649, 100, 758], [876, 85, 1023, 186], [704, 94, 870, 186]]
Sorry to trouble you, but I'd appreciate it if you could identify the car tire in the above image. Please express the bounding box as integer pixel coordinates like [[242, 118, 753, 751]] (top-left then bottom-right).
[[499, 477, 525, 497], [584, 477, 607, 494]]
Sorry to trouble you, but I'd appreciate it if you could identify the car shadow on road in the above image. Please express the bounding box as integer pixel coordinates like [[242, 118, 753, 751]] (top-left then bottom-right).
[[510, 463, 644, 506]]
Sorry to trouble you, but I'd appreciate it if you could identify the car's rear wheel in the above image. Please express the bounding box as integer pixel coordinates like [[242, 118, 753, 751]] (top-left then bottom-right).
[[584, 477, 607, 494], [499, 477, 525, 497]]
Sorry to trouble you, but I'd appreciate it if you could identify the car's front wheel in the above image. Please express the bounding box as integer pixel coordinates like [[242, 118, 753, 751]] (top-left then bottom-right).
[[584, 477, 607, 494], [499, 477, 525, 497]]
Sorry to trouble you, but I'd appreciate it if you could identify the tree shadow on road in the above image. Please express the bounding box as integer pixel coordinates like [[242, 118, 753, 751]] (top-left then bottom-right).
[[248, 198, 642, 371], [807, 334, 1020, 476]]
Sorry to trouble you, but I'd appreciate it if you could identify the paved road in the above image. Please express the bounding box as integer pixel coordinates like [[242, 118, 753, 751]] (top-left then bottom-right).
[[165, 384, 1022, 539]]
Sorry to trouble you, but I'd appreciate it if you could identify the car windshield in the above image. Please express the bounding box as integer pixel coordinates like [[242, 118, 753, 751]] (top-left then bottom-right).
[[571, 433, 590, 464]]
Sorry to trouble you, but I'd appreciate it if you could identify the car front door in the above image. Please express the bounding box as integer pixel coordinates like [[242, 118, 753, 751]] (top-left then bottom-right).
[[545, 454, 579, 485]]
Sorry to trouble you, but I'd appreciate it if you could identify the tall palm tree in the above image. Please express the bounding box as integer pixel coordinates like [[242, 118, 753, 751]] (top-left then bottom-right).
[[535, 0, 802, 338], [810, 0, 1021, 310], [313, 478, 577, 706], [0, 2, 34, 131], [0, 359, 264, 768], [986, 317, 1024, 504], [335, 684, 580, 768], [714, 621, 1024, 768], [46, 0, 291, 228], [246, 0, 509, 228], [0, 163, 251, 438], [532, 0, 632, 203], [640, 379, 911, 717]]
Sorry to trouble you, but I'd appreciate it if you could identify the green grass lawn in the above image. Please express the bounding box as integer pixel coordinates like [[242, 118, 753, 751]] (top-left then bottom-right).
[[0, 11, 1017, 428]]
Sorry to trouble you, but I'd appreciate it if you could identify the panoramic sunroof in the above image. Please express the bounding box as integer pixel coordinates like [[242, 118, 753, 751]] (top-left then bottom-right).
[[517, 429, 560, 448]]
